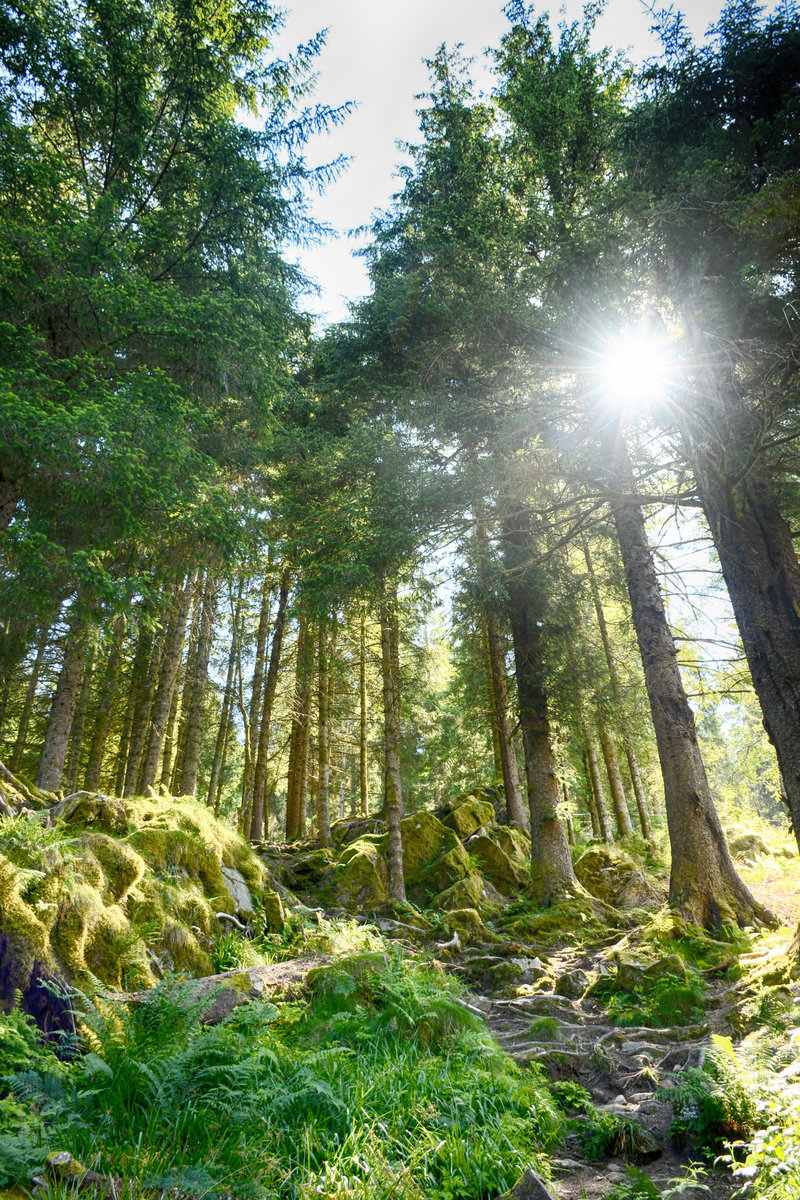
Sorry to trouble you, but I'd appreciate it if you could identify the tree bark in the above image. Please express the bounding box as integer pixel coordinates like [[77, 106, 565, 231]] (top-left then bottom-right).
[[585, 740, 614, 843], [484, 606, 528, 830], [680, 359, 800, 853], [207, 581, 242, 814], [250, 567, 291, 841], [0, 469, 21, 531], [598, 722, 634, 838], [63, 640, 96, 794], [610, 431, 772, 926], [380, 575, 406, 903], [583, 539, 656, 839], [316, 615, 332, 847], [359, 611, 369, 817], [582, 749, 602, 839], [502, 515, 578, 904], [9, 625, 50, 775], [84, 616, 126, 792], [36, 609, 89, 792], [123, 612, 164, 797], [286, 608, 311, 841], [240, 574, 273, 824], [140, 571, 197, 794], [177, 573, 217, 797]]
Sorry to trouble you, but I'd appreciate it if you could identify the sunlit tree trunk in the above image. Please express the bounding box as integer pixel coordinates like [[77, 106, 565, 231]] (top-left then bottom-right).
[[177, 573, 216, 797], [240, 574, 272, 823], [484, 606, 528, 830], [36, 608, 89, 792], [84, 616, 126, 792], [286, 608, 311, 841], [502, 515, 578, 904], [63, 640, 96, 794], [380, 574, 406, 902], [598, 722, 634, 838], [585, 741, 613, 843], [316, 614, 332, 847], [250, 567, 291, 842], [141, 571, 197, 793], [359, 610, 369, 817], [9, 625, 50, 774], [207, 577, 243, 812], [610, 430, 772, 926]]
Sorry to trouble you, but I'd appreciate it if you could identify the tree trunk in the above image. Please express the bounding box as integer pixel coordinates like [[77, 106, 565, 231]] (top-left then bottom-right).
[[177, 573, 217, 797], [9, 625, 49, 774], [161, 666, 184, 790], [484, 606, 528, 830], [359, 611, 369, 817], [36, 610, 89, 792], [286, 608, 311, 841], [610, 431, 772, 927], [502, 516, 578, 905], [207, 587, 241, 813], [681, 367, 800, 853], [585, 741, 614, 843], [240, 575, 272, 823], [140, 572, 197, 794], [583, 539, 656, 839], [63, 641, 96, 794], [598, 722, 634, 838], [380, 575, 406, 903], [316, 615, 332, 847], [123, 614, 163, 797], [250, 567, 291, 841], [482, 622, 504, 785], [84, 616, 126, 792], [582, 749, 602, 839]]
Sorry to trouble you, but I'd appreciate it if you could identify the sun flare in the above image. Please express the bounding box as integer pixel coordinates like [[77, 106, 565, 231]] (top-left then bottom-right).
[[595, 330, 678, 411]]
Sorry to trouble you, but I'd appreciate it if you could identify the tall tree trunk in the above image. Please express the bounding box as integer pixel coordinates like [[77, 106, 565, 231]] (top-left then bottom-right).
[[598, 723, 634, 838], [502, 515, 578, 904], [240, 574, 273, 824], [380, 574, 406, 903], [482, 622, 505, 786], [359, 610, 369, 817], [679, 356, 800, 853], [140, 571, 197, 794], [585, 741, 614, 843], [169, 576, 206, 792], [250, 567, 291, 841], [582, 749, 602, 839], [36, 609, 89, 792], [123, 615, 164, 797], [161, 667, 184, 790], [177, 573, 216, 797], [207, 579, 243, 812], [609, 431, 772, 926], [583, 540, 655, 837], [84, 616, 126, 792], [9, 625, 49, 774], [286, 609, 311, 841], [484, 606, 528, 830], [63, 641, 96, 794], [316, 615, 332, 847]]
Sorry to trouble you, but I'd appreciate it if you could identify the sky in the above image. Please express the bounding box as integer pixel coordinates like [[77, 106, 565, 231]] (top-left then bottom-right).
[[273, 0, 733, 325]]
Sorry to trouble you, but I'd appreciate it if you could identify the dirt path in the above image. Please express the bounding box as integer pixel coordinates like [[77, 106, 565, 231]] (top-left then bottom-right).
[[458, 944, 741, 1200]]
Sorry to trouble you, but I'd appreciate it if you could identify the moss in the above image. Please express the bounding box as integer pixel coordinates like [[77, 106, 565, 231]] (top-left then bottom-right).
[[406, 841, 471, 907], [161, 919, 212, 976], [439, 907, 488, 944], [262, 888, 284, 933], [574, 845, 658, 910], [85, 834, 145, 903], [329, 842, 389, 912], [399, 812, 455, 876], [500, 895, 608, 946], [493, 826, 531, 872], [442, 798, 495, 840], [54, 792, 129, 835], [0, 855, 52, 1006], [468, 835, 523, 895]]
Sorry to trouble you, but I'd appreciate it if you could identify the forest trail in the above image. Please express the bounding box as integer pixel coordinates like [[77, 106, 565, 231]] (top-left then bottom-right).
[[460, 943, 746, 1200]]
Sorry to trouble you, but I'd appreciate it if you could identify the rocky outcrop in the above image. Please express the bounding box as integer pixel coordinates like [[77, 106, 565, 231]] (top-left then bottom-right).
[[574, 845, 659, 910]]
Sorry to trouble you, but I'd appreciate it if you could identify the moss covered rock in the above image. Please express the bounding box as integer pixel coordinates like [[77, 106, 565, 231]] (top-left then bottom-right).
[[329, 840, 389, 911], [492, 825, 531, 872], [574, 844, 658, 910], [53, 792, 128, 835], [87, 834, 145, 903], [439, 907, 488, 944], [442, 798, 495, 840], [262, 888, 284, 932], [468, 834, 524, 895]]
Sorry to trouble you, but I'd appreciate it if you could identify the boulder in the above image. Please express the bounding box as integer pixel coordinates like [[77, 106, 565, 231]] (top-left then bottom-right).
[[442, 797, 495, 840], [431, 871, 503, 915], [401, 812, 471, 906], [728, 831, 770, 859], [467, 834, 523, 894], [574, 845, 658, 910], [330, 816, 385, 847], [497, 1169, 557, 1200], [284, 847, 336, 889], [329, 840, 389, 911], [438, 907, 488, 944], [262, 888, 285, 932], [52, 792, 128, 836], [492, 824, 531, 872], [221, 866, 255, 916], [615, 952, 687, 994]]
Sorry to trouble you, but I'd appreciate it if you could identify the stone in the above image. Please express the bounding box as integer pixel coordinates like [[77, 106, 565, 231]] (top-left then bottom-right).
[[262, 888, 284, 932], [442, 797, 496, 840], [467, 834, 523, 894], [574, 845, 659, 910], [555, 967, 590, 998], [462, 954, 525, 992], [329, 841, 389, 912], [728, 831, 770, 859], [329, 816, 385, 847], [492, 824, 532, 872], [284, 847, 336, 889], [497, 1168, 558, 1200], [439, 907, 488, 944], [399, 811, 455, 876], [53, 792, 128, 835], [221, 866, 254, 915]]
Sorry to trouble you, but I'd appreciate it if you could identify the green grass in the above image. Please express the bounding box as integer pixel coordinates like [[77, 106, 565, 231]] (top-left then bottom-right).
[[0, 952, 563, 1199]]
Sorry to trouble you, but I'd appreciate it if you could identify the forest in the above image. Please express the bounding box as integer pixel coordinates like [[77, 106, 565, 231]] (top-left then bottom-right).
[[2, 0, 800, 1197]]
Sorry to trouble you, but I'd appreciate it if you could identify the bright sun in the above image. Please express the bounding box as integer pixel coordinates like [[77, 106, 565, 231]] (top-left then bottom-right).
[[595, 330, 678, 411]]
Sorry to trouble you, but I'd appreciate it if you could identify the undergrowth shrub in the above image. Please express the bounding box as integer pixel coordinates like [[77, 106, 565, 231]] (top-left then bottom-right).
[[0, 953, 563, 1199], [570, 1108, 653, 1161], [658, 1034, 760, 1156]]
